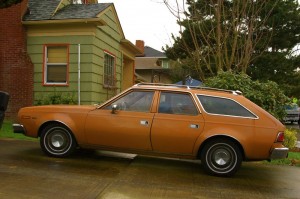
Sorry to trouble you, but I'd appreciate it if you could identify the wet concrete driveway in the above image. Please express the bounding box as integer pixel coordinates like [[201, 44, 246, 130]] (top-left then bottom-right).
[[0, 139, 299, 199]]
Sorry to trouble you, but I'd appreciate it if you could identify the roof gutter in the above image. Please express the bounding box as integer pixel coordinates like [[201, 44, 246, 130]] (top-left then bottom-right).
[[22, 18, 107, 26]]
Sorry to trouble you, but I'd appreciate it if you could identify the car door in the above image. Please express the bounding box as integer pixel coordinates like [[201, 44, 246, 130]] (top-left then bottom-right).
[[85, 90, 155, 150], [151, 91, 205, 155]]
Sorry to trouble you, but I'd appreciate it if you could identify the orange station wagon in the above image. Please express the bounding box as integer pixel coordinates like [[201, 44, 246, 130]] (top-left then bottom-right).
[[13, 83, 288, 176]]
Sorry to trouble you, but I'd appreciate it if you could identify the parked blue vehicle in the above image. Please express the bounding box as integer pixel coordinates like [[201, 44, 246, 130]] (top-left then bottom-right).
[[283, 103, 300, 124]]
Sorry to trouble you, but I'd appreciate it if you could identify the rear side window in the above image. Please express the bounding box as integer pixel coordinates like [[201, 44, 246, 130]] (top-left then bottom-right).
[[158, 92, 198, 115], [198, 95, 256, 118]]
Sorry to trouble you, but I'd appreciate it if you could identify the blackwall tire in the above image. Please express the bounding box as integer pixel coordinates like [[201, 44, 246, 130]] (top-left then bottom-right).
[[40, 124, 77, 157], [201, 139, 242, 177]]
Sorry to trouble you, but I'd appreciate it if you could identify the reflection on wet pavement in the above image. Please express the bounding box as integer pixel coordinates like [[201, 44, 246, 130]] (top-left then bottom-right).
[[0, 139, 299, 199]]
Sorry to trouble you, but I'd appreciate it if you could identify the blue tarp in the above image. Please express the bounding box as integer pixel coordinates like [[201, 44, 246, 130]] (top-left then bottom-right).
[[175, 78, 202, 86]]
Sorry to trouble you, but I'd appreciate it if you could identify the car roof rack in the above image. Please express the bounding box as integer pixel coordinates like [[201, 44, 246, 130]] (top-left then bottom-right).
[[135, 83, 243, 95]]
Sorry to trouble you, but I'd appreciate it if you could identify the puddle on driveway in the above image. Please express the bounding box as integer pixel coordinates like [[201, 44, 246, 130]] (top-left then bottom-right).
[[1, 139, 300, 199]]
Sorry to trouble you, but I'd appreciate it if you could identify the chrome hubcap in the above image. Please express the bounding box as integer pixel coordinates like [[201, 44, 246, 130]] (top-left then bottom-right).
[[214, 149, 230, 166], [44, 127, 72, 155], [206, 142, 237, 174], [51, 134, 65, 148]]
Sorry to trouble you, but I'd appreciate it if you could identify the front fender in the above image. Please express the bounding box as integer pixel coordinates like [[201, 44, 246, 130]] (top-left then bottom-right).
[[34, 113, 87, 144]]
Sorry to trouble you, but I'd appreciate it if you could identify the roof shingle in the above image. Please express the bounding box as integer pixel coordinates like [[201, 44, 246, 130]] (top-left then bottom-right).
[[143, 46, 166, 58], [23, 0, 111, 21]]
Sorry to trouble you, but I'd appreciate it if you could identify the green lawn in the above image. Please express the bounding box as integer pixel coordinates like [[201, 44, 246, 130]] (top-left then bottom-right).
[[0, 120, 37, 141], [266, 152, 300, 167]]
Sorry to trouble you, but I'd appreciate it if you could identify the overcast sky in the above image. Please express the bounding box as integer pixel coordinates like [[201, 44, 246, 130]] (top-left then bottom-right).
[[99, 0, 181, 51]]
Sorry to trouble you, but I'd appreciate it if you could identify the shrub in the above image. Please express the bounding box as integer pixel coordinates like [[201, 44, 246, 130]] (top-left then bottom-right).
[[35, 92, 77, 105], [204, 71, 289, 120], [283, 128, 297, 149]]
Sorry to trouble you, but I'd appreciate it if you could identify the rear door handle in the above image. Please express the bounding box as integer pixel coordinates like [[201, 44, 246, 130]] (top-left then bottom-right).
[[140, 120, 149, 126]]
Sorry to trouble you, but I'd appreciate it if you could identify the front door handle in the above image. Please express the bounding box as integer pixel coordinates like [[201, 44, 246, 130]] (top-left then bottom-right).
[[190, 124, 199, 129]]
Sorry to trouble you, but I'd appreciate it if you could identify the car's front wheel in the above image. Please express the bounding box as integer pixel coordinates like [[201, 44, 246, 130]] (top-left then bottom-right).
[[201, 138, 242, 177], [40, 124, 77, 157]]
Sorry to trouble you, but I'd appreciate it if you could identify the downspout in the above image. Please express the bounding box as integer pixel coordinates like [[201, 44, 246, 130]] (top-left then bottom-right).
[[78, 44, 81, 105], [121, 53, 123, 92]]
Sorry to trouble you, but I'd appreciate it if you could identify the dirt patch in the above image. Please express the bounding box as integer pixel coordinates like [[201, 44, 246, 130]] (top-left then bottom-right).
[[290, 148, 300, 152]]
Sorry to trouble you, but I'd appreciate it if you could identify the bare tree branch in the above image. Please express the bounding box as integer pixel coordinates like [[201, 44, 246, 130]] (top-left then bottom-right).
[[163, 0, 279, 79]]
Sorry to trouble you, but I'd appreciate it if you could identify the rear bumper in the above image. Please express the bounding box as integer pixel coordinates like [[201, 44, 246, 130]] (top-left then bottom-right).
[[12, 124, 26, 134], [270, 147, 289, 159]]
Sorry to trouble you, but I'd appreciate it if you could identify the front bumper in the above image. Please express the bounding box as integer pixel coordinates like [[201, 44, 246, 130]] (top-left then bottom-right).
[[12, 124, 26, 134], [270, 147, 289, 159]]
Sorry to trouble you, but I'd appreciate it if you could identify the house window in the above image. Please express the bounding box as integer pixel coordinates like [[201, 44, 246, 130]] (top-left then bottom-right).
[[104, 52, 115, 87], [156, 59, 169, 69], [162, 60, 169, 68], [44, 45, 69, 85]]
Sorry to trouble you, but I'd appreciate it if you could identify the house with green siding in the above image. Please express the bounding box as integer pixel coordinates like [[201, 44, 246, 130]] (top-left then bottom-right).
[[23, 0, 141, 105]]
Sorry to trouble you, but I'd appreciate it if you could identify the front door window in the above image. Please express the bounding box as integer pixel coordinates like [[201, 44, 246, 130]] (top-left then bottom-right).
[[105, 91, 154, 112]]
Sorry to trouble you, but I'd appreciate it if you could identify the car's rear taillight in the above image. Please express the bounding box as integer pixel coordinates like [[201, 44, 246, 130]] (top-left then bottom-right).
[[276, 132, 285, 142]]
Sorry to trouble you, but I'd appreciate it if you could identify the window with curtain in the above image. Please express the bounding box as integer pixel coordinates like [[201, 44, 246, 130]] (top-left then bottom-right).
[[104, 52, 115, 87], [44, 45, 68, 85]]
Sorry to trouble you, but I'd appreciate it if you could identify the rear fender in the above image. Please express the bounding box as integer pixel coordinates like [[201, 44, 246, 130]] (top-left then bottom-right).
[[193, 127, 248, 159], [196, 134, 245, 160]]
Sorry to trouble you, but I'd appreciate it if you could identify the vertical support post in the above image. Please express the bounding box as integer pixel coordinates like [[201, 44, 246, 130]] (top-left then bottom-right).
[[78, 44, 81, 105]]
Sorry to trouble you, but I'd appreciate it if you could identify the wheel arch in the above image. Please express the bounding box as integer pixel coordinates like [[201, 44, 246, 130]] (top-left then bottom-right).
[[197, 135, 245, 160], [38, 120, 74, 139]]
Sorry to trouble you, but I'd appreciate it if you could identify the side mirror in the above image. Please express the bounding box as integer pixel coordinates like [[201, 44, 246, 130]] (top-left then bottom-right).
[[111, 104, 118, 114]]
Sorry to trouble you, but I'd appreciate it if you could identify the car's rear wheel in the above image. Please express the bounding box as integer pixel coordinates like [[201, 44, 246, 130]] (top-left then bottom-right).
[[40, 124, 77, 157], [201, 138, 242, 177]]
